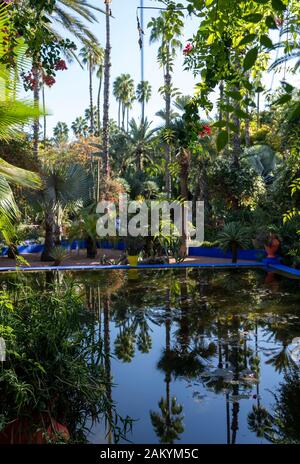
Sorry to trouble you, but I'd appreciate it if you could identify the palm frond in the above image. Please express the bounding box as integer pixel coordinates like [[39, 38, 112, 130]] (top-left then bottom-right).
[[0, 158, 41, 189], [53, 8, 100, 45]]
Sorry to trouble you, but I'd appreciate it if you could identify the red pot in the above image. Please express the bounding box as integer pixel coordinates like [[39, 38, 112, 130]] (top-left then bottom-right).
[[264, 238, 280, 259], [0, 415, 70, 444]]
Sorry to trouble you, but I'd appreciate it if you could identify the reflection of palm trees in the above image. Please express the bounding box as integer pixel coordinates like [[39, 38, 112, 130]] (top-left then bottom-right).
[[248, 405, 272, 438], [264, 319, 299, 373], [114, 327, 136, 363], [265, 342, 297, 373], [103, 294, 113, 444], [150, 397, 184, 444], [150, 289, 184, 443]]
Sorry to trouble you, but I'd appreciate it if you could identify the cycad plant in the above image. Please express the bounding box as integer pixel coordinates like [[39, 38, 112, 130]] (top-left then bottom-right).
[[126, 118, 157, 171], [218, 222, 251, 263]]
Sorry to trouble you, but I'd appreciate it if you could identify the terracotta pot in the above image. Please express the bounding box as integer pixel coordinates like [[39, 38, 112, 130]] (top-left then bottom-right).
[[264, 238, 280, 259], [0, 415, 70, 444]]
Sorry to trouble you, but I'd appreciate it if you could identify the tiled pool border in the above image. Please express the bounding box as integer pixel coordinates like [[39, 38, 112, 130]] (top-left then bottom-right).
[[0, 261, 266, 273]]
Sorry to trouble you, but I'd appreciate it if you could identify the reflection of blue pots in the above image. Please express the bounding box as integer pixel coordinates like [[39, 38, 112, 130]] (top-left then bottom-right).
[[262, 257, 281, 265]]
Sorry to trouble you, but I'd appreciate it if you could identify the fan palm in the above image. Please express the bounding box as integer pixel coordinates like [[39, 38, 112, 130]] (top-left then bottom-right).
[[29, 163, 92, 261], [136, 80, 152, 124], [53, 121, 69, 144], [71, 116, 89, 139], [113, 74, 135, 130]]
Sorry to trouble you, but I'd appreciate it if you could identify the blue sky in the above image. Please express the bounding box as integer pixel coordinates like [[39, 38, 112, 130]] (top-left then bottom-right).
[[37, 0, 295, 138], [41, 0, 198, 137]]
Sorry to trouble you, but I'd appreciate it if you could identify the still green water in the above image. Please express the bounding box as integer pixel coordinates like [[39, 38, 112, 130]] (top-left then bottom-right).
[[1, 268, 300, 444]]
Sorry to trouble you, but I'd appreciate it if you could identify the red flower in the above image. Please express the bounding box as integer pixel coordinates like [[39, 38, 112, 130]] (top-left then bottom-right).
[[55, 59, 68, 71], [183, 43, 193, 55], [199, 124, 212, 138], [275, 17, 284, 27], [43, 75, 56, 87]]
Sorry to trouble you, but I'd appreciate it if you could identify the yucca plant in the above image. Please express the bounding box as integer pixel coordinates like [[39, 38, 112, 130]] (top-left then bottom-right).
[[218, 222, 251, 263]]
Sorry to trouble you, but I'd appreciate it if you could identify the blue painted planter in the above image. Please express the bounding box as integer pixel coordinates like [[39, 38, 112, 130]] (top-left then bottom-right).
[[1, 239, 126, 256], [188, 246, 267, 261]]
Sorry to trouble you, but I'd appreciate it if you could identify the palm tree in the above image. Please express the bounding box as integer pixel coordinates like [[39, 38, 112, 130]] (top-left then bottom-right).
[[80, 44, 104, 135], [155, 108, 179, 124], [103, 0, 112, 179], [173, 95, 192, 113], [150, 290, 184, 443], [96, 55, 105, 135], [269, 24, 300, 72], [84, 106, 98, 128], [19, 0, 105, 157], [113, 75, 123, 128], [32, 163, 91, 261], [149, 10, 183, 197], [71, 116, 89, 139], [136, 80, 152, 124], [113, 74, 135, 130], [126, 118, 157, 171], [53, 121, 69, 144]]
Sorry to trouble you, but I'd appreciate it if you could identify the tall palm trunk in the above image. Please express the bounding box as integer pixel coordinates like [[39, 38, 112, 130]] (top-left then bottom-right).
[[122, 103, 126, 130], [117, 100, 121, 127], [41, 206, 55, 262], [142, 96, 145, 125], [136, 147, 143, 171], [32, 66, 40, 160], [89, 57, 94, 134], [165, 52, 172, 198], [97, 72, 103, 135], [103, 1, 112, 179], [127, 105, 129, 132], [42, 85, 46, 145], [178, 148, 190, 256]]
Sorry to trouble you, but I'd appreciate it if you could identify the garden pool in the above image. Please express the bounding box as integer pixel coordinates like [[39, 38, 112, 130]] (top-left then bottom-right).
[[1, 268, 300, 444]]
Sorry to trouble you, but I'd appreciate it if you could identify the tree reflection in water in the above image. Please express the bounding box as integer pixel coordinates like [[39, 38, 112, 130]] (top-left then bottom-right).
[[1, 268, 300, 444]]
